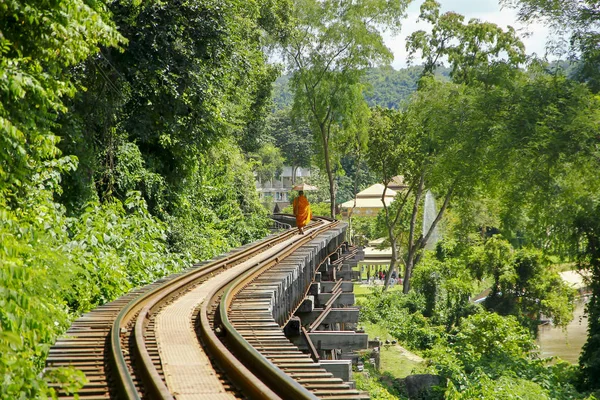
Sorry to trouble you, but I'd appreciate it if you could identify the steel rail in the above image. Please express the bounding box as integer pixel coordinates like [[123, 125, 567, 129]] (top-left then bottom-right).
[[215, 219, 341, 400], [199, 282, 283, 400], [109, 221, 304, 399]]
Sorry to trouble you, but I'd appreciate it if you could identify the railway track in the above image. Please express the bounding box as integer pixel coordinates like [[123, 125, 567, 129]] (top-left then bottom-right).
[[47, 216, 369, 399]]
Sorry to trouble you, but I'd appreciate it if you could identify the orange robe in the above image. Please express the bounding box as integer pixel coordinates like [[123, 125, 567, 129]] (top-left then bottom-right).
[[293, 195, 312, 228]]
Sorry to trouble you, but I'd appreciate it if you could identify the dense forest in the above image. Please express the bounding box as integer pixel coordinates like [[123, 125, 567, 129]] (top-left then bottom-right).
[[1, 0, 600, 399]]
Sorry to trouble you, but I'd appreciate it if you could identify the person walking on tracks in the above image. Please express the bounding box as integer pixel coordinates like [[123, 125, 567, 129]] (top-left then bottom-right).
[[293, 190, 312, 234]]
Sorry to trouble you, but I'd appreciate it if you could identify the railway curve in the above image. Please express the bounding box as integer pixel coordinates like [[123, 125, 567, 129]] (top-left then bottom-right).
[[47, 216, 369, 399]]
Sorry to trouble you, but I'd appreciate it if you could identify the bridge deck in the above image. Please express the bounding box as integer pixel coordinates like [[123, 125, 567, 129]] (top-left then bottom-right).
[[155, 235, 301, 399]]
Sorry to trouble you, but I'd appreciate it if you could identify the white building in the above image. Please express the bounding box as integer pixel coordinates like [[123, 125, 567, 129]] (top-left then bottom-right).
[[256, 166, 311, 211]]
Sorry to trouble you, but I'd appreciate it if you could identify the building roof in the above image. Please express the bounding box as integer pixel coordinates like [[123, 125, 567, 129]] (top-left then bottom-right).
[[389, 175, 407, 190], [339, 197, 395, 209], [340, 183, 397, 209], [356, 183, 397, 198]]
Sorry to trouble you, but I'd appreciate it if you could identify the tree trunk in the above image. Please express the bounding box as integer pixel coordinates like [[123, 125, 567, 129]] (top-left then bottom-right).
[[320, 124, 336, 218], [380, 180, 415, 292], [292, 165, 298, 185], [383, 232, 399, 290], [403, 172, 425, 294], [403, 257, 414, 293], [403, 180, 455, 294], [348, 154, 362, 243]]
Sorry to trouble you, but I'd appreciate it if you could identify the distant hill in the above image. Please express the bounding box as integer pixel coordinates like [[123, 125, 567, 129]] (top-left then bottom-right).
[[272, 65, 451, 110]]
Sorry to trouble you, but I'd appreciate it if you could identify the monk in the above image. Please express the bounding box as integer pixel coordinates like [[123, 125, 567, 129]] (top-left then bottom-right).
[[292, 190, 312, 234]]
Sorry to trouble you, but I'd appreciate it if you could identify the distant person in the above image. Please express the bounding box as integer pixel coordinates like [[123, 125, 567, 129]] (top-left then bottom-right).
[[293, 190, 312, 234]]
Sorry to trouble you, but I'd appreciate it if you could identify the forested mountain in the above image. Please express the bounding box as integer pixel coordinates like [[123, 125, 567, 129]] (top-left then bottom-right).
[[272, 65, 451, 110]]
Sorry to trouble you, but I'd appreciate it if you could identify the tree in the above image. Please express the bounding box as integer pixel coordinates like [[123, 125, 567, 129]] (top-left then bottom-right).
[[366, 1, 527, 293], [483, 71, 600, 390], [59, 0, 290, 213], [267, 109, 313, 183], [407, 0, 526, 85], [283, 0, 410, 217], [368, 77, 499, 293], [502, 0, 600, 92], [472, 237, 576, 333], [251, 143, 285, 184], [0, 0, 122, 206], [366, 107, 408, 291]]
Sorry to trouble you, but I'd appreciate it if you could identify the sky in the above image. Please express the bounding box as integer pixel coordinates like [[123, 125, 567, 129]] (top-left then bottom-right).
[[386, 0, 553, 69]]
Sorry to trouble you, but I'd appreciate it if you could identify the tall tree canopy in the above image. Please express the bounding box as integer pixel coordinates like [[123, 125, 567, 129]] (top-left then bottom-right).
[[485, 70, 600, 390], [502, 0, 600, 91], [368, 77, 493, 293], [59, 0, 290, 212], [283, 0, 410, 217], [369, 1, 528, 293], [407, 0, 526, 84], [0, 0, 122, 206], [267, 109, 313, 183]]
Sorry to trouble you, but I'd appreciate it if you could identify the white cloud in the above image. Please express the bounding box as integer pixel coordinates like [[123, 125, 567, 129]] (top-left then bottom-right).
[[385, 0, 552, 69]]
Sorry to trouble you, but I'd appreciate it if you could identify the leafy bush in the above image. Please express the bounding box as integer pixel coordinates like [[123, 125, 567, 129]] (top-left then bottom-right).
[[1, 181, 186, 397], [168, 141, 270, 261], [445, 375, 549, 400], [358, 287, 444, 350], [358, 285, 583, 399], [354, 363, 406, 400], [426, 312, 583, 399], [65, 192, 186, 311]]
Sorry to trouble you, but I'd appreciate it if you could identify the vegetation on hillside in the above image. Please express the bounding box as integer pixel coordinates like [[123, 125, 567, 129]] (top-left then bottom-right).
[[1, 0, 285, 396]]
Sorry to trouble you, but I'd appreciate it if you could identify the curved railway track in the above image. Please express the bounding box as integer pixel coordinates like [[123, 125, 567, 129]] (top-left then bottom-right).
[[47, 216, 369, 400]]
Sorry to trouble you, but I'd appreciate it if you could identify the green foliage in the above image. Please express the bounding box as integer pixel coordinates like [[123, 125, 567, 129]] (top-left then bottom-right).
[[574, 201, 600, 391], [354, 364, 406, 400], [1, 177, 184, 397], [363, 66, 423, 109], [266, 108, 313, 172], [168, 141, 270, 261], [1, 0, 281, 396], [66, 192, 186, 310], [481, 70, 600, 389], [411, 254, 480, 330], [481, 242, 576, 333], [445, 375, 549, 400], [283, 0, 410, 216], [358, 288, 445, 350], [250, 143, 285, 183], [0, 0, 122, 204], [59, 0, 290, 211], [407, 0, 525, 85], [309, 202, 333, 218], [502, 0, 600, 92], [349, 216, 379, 243], [359, 285, 583, 398], [272, 65, 452, 111], [427, 312, 583, 399], [1, 198, 77, 398], [367, 76, 496, 292]]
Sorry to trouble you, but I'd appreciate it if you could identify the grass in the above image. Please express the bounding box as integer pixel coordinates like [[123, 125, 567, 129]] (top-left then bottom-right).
[[352, 280, 423, 396], [354, 283, 403, 300], [360, 321, 424, 379]]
